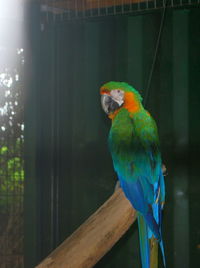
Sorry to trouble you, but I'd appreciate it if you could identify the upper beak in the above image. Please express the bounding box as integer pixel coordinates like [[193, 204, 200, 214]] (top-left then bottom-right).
[[101, 94, 110, 114], [101, 94, 122, 115]]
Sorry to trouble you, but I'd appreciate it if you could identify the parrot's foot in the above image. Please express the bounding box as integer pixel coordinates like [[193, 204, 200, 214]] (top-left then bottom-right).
[[114, 180, 121, 192], [162, 164, 168, 176]]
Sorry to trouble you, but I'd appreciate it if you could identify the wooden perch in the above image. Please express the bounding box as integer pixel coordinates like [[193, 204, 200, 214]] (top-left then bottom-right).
[[36, 188, 137, 268]]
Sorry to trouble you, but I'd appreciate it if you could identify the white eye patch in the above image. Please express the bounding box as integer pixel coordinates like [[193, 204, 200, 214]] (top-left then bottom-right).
[[110, 89, 124, 106]]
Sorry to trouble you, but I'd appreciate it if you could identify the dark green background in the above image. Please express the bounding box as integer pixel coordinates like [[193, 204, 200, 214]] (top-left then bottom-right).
[[24, 5, 200, 268]]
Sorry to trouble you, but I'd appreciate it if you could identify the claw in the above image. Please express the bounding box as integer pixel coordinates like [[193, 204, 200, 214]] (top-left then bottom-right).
[[162, 164, 168, 176]]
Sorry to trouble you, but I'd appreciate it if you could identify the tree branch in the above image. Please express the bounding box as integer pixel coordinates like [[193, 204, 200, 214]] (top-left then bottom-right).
[[35, 188, 137, 268]]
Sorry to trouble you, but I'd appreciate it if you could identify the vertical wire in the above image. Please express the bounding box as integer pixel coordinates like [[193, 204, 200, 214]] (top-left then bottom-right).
[[54, 27, 60, 246], [144, 0, 167, 105], [50, 24, 56, 248]]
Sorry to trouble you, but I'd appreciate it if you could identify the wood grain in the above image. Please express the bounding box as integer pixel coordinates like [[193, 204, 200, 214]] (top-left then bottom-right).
[[150, 236, 158, 268]]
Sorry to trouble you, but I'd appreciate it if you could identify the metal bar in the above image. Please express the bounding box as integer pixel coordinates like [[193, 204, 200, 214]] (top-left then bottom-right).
[[75, 0, 78, 18], [129, 0, 133, 11], [122, 0, 125, 13], [67, 0, 70, 20], [60, 8, 64, 21], [89, 0, 93, 17], [53, 0, 56, 22], [46, 0, 49, 23], [146, 0, 149, 9], [172, 11, 190, 266], [114, 0, 117, 14], [180, 0, 183, 7], [138, 0, 141, 11], [82, 0, 86, 18], [105, 1, 109, 16], [98, 0, 100, 16]]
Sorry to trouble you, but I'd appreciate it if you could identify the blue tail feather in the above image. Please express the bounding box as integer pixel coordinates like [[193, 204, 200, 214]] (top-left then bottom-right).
[[120, 178, 166, 267], [159, 239, 166, 267], [138, 213, 150, 268]]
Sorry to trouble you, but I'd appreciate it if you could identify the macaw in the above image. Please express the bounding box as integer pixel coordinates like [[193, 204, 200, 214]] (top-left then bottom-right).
[[100, 81, 166, 268]]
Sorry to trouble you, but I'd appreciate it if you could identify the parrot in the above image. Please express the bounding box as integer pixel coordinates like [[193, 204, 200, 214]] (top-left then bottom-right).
[[100, 81, 166, 268]]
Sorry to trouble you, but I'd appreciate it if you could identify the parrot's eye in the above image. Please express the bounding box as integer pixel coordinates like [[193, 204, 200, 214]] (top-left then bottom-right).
[[110, 89, 124, 107]]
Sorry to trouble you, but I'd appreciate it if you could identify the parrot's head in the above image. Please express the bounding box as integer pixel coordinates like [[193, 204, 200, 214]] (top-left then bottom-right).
[[100, 81, 143, 119]]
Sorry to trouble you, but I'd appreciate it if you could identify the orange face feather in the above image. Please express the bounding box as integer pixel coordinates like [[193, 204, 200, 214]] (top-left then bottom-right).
[[105, 91, 141, 120], [123, 92, 140, 114], [100, 85, 143, 120]]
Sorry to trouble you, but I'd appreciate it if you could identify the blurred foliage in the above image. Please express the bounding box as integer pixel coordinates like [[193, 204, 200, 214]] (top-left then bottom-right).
[[0, 40, 25, 268], [0, 47, 24, 212]]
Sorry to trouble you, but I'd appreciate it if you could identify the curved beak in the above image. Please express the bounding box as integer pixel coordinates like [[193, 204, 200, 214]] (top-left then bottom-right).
[[101, 94, 122, 115]]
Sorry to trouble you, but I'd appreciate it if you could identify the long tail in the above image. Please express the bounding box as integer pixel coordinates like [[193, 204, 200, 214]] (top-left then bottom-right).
[[138, 213, 150, 268], [152, 201, 166, 267], [138, 211, 166, 268]]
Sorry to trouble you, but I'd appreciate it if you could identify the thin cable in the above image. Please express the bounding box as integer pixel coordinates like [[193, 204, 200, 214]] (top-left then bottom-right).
[[144, 0, 167, 105]]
